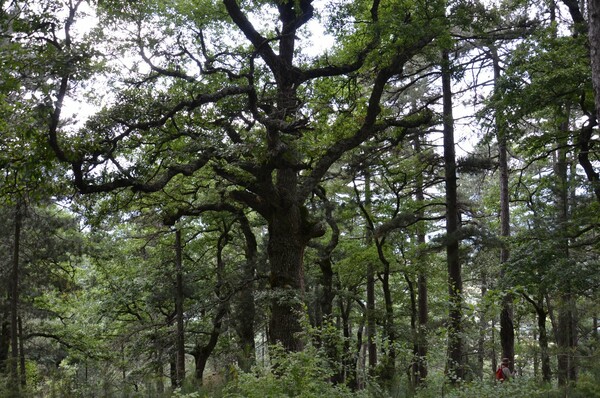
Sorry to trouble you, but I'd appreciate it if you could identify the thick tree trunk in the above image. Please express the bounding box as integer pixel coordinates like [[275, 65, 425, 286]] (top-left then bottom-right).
[[442, 49, 464, 382], [174, 229, 185, 387], [267, 193, 318, 351]]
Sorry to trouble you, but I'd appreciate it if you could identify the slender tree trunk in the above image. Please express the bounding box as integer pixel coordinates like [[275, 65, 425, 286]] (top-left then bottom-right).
[[170, 357, 177, 388], [192, 304, 227, 384], [339, 296, 354, 387], [0, 317, 8, 373], [477, 273, 487, 380], [589, 0, 600, 122], [442, 49, 464, 382], [317, 257, 342, 383], [235, 214, 257, 372], [174, 229, 185, 387], [363, 171, 377, 371], [377, 244, 395, 382], [416, 271, 428, 382], [314, 187, 339, 323], [537, 299, 552, 383], [193, 228, 229, 384], [554, 117, 578, 386], [155, 344, 165, 395], [533, 329, 539, 380], [9, 200, 23, 390], [414, 135, 428, 385], [491, 46, 515, 372], [312, 187, 341, 382], [355, 302, 366, 389], [18, 316, 25, 386], [366, 264, 376, 367], [491, 318, 497, 374], [317, 259, 334, 324], [523, 292, 552, 382], [407, 272, 418, 386]]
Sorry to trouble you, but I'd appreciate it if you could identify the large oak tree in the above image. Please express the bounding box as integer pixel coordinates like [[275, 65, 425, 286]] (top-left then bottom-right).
[[48, 0, 440, 351]]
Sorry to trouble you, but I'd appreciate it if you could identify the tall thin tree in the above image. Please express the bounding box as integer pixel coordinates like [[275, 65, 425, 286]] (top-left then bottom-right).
[[442, 49, 464, 382]]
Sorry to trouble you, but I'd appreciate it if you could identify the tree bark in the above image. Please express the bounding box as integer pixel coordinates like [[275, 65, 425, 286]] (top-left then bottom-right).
[[537, 301, 552, 383], [363, 171, 378, 371], [174, 229, 185, 387], [267, 202, 312, 351], [523, 293, 552, 382], [18, 316, 25, 386], [442, 49, 464, 382], [235, 214, 257, 372], [477, 273, 487, 380], [339, 296, 354, 387], [155, 343, 165, 395], [414, 135, 428, 386], [557, 297, 577, 385], [554, 117, 578, 386], [491, 46, 515, 372], [380, 253, 396, 381], [170, 357, 177, 388], [0, 317, 8, 373], [9, 200, 23, 389], [589, 0, 600, 127], [193, 228, 229, 383], [491, 318, 497, 374], [313, 186, 340, 327], [406, 271, 418, 386], [192, 303, 227, 383]]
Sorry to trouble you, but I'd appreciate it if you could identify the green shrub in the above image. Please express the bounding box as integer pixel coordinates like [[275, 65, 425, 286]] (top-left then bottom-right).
[[451, 379, 547, 398], [223, 344, 368, 398]]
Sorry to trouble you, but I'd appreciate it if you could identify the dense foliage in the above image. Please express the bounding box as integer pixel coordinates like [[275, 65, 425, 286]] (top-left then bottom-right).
[[0, 0, 599, 397]]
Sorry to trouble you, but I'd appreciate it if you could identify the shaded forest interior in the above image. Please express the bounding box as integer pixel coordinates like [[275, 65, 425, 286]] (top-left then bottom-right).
[[1, 0, 599, 397]]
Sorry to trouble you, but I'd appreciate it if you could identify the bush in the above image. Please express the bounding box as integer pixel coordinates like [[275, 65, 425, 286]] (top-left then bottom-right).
[[450, 379, 547, 398], [223, 344, 368, 398]]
